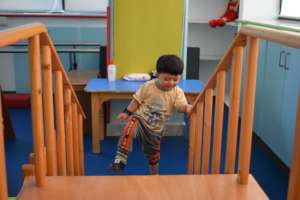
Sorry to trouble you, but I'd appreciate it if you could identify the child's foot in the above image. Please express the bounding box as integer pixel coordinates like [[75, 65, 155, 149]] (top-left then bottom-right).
[[149, 163, 159, 175], [108, 159, 126, 172]]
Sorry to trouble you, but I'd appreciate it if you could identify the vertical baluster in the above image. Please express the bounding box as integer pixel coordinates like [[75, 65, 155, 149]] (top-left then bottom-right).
[[212, 71, 226, 174], [29, 35, 46, 186], [287, 92, 300, 200], [54, 70, 67, 176], [194, 101, 204, 174], [0, 93, 8, 200], [202, 89, 213, 174], [187, 110, 197, 174], [64, 88, 74, 176], [238, 37, 259, 184], [225, 47, 243, 174], [72, 102, 80, 175], [42, 45, 57, 176], [78, 114, 85, 175]]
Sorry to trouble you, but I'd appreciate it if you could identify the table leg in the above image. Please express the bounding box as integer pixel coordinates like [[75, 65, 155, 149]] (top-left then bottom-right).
[[91, 94, 100, 153], [99, 100, 105, 141]]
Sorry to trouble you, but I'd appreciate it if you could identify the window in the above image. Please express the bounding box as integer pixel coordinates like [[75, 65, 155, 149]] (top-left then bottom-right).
[[0, 0, 63, 13], [280, 0, 300, 20], [0, 0, 108, 14]]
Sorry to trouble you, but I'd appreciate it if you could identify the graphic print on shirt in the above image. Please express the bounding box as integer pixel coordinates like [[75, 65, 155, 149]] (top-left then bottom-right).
[[144, 96, 165, 128]]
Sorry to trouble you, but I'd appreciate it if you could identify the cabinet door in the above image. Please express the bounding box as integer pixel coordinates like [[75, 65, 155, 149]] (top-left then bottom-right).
[[280, 46, 300, 166], [253, 40, 267, 135], [260, 42, 287, 157]]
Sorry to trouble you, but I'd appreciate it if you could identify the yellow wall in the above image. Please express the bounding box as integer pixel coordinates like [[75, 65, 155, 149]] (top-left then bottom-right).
[[114, 0, 184, 78]]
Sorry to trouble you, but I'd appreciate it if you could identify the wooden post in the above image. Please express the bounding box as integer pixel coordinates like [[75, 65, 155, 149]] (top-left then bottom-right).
[[194, 101, 204, 174], [238, 37, 259, 184], [64, 88, 74, 176], [72, 102, 80, 175], [187, 110, 197, 174], [42, 45, 57, 176], [29, 35, 46, 186], [212, 71, 226, 174], [287, 91, 300, 200], [0, 91, 8, 200], [202, 89, 213, 174], [78, 114, 85, 175], [54, 70, 67, 176], [225, 47, 243, 174], [91, 94, 101, 153]]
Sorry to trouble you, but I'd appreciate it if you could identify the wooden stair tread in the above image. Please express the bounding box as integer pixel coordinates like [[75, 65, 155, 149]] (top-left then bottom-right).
[[17, 174, 268, 200]]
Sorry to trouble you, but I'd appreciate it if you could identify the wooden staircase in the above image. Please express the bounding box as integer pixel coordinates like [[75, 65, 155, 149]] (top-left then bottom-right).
[[0, 23, 299, 200]]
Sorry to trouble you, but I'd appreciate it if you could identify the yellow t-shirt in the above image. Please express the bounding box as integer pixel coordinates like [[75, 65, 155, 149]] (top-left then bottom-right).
[[133, 79, 188, 133]]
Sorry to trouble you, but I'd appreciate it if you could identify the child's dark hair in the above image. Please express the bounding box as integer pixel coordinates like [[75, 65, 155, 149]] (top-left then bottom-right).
[[156, 54, 183, 75]]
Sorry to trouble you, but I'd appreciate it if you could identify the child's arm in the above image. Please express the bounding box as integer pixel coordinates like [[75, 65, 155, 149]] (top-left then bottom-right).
[[177, 104, 193, 114], [117, 99, 140, 122]]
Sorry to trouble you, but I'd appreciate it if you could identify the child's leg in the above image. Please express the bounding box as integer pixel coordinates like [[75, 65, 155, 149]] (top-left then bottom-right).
[[113, 116, 138, 167], [138, 123, 162, 175]]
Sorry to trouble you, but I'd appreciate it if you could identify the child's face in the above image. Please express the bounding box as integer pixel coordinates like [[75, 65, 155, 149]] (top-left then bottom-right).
[[157, 73, 181, 90]]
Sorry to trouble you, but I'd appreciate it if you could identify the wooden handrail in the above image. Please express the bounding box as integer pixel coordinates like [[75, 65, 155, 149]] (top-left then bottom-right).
[[0, 23, 46, 48], [0, 23, 86, 118], [191, 34, 247, 111]]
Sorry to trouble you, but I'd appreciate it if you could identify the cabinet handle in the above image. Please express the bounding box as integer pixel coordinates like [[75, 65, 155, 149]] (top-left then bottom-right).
[[284, 52, 290, 70], [279, 50, 285, 68]]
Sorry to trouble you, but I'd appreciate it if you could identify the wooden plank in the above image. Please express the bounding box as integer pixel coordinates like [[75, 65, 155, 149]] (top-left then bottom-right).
[[187, 111, 197, 174], [0, 23, 46, 48], [54, 70, 67, 176], [202, 89, 213, 174], [17, 175, 268, 200], [238, 37, 259, 184], [194, 101, 204, 174], [64, 88, 74, 176], [287, 91, 300, 200], [0, 90, 8, 200], [42, 45, 57, 176], [72, 103, 80, 176], [28, 35, 46, 186], [212, 71, 226, 174], [225, 47, 243, 174]]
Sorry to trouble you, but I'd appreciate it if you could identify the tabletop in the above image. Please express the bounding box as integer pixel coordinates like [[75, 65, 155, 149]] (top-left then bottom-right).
[[84, 78, 204, 94]]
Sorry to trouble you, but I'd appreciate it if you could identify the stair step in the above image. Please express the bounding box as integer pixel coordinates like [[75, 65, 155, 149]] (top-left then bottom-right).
[[17, 174, 268, 200]]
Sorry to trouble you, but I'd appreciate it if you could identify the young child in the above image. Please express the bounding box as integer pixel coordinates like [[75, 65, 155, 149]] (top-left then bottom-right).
[[109, 54, 192, 175]]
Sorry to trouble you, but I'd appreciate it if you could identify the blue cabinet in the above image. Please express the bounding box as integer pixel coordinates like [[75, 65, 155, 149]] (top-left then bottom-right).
[[259, 41, 300, 166]]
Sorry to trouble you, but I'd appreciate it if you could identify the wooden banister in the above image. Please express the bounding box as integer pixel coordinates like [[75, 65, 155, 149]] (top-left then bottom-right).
[[191, 34, 247, 110], [29, 35, 46, 186], [212, 71, 226, 174], [78, 114, 85, 175], [72, 102, 80, 176], [225, 46, 244, 174], [194, 101, 204, 174], [64, 88, 74, 176], [187, 111, 197, 174], [42, 45, 57, 176], [0, 23, 46, 48], [0, 90, 8, 200], [55, 70, 67, 176], [238, 37, 260, 184], [40, 32, 86, 119], [287, 91, 300, 200], [202, 89, 213, 174]]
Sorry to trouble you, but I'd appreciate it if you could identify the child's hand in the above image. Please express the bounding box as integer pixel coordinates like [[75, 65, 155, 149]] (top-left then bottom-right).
[[117, 112, 129, 122], [186, 104, 193, 114]]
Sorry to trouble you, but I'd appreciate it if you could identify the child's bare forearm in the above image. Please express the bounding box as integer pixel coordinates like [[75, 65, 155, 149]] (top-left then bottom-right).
[[178, 104, 192, 114], [126, 99, 140, 113]]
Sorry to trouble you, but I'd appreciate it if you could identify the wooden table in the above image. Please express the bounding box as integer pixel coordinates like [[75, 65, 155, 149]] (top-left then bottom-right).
[[85, 79, 203, 153]]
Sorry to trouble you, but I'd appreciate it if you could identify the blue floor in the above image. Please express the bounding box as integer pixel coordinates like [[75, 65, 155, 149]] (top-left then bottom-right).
[[5, 108, 288, 199]]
